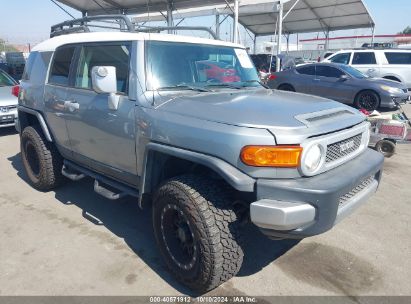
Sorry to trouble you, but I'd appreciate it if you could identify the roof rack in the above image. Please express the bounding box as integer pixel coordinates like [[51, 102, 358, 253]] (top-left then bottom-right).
[[50, 15, 217, 40], [51, 15, 135, 37]]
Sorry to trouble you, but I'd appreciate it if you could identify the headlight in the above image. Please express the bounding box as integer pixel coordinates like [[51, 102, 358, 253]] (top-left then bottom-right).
[[301, 144, 324, 174], [380, 85, 403, 94]]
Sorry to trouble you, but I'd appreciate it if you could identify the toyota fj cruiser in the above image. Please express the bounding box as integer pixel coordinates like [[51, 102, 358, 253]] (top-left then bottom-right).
[[16, 17, 384, 292]]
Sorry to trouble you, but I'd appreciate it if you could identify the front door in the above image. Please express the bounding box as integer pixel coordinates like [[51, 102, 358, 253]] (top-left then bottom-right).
[[313, 65, 353, 103], [64, 42, 137, 186]]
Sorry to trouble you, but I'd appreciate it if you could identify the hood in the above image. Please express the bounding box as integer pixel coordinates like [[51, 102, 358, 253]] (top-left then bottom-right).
[[0, 86, 18, 106], [364, 77, 408, 89], [156, 89, 365, 140]]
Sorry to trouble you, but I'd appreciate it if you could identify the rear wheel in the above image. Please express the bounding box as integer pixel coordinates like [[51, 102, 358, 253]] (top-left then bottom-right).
[[152, 175, 243, 292], [375, 140, 396, 158], [277, 84, 295, 92], [355, 90, 380, 111], [21, 126, 65, 191]]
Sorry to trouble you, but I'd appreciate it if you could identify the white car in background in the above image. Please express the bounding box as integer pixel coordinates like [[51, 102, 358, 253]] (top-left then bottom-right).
[[0, 69, 18, 128], [323, 49, 411, 91]]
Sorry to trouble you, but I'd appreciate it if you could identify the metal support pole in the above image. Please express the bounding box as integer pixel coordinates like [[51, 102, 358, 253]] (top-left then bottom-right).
[[166, 1, 174, 34], [371, 26, 375, 45], [276, 1, 283, 72], [233, 0, 239, 43], [216, 14, 220, 39], [324, 30, 330, 51], [253, 35, 257, 54]]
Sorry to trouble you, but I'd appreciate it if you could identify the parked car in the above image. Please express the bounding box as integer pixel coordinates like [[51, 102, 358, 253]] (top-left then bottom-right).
[[17, 22, 383, 292], [196, 60, 241, 83], [0, 69, 18, 128], [268, 63, 410, 111], [323, 48, 411, 91]]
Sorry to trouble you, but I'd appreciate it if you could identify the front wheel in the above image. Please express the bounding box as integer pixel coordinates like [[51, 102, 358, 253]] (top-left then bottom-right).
[[152, 175, 243, 292], [355, 90, 380, 111]]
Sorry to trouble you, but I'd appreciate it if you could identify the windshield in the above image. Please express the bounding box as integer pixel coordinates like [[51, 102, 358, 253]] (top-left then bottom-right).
[[0, 69, 17, 87], [146, 41, 260, 90], [338, 65, 369, 79]]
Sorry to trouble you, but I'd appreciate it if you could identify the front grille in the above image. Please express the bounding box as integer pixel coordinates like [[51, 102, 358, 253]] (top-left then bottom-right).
[[0, 105, 17, 113], [326, 134, 362, 163], [339, 176, 375, 207]]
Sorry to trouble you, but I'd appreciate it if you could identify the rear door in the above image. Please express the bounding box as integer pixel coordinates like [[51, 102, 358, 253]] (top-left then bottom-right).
[[64, 41, 138, 185], [294, 65, 316, 93], [43, 46, 76, 154], [351, 51, 379, 78]]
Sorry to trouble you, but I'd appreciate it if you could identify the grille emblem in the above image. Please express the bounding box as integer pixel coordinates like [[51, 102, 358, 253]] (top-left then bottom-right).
[[0, 107, 9, 113], [340, 140, 355, 153]]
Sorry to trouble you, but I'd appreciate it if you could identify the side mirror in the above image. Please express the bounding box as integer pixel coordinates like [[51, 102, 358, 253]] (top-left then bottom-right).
[[339, 74, 349, 81], [91, 66, 120, 110]]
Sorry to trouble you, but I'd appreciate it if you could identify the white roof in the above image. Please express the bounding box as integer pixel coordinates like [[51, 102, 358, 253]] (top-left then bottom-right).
[[32, 32, 243, 52]]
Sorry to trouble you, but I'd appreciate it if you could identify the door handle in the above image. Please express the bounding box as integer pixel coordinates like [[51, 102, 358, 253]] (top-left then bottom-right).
[[64, 100, 80, 112], [368, 68, 375, 73]]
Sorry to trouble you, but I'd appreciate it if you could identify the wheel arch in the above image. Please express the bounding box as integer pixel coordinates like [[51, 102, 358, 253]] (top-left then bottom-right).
[[382, 74, 403, 83], [18, 107, 53, 142], [138, 143, 255, 208], [277, 83, 295, 90]]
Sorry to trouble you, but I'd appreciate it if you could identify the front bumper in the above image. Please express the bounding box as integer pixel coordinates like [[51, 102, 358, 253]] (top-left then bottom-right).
[[250, 148, 384, 239], [380, 92, 410, 108], [0, 109, 17, 128]]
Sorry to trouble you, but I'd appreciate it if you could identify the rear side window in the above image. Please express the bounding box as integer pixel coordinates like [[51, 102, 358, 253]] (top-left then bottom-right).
[[22, 52, 37, 80], [49, 46, 75, 86], [75, 43, 130, 94], [316, 66, 344, 78], [352, 52, 376, 65], [385, 52, 411, 64], [329, 53, 351, 64], [296, 65, 315, 75]]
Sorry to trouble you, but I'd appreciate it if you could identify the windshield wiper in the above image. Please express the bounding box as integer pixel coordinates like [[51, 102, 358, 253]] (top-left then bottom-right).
[[205, 83, 242, 90], [158, 84, 210, 92]]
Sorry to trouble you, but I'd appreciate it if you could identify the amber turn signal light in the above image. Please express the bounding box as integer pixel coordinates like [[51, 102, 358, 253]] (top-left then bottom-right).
[[240, 145, 302, 167]]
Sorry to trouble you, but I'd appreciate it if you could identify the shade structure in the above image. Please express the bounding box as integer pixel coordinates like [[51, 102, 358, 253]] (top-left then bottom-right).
[[241, 0, 375, 36], [55, 0, 231, 16], [56, 0, 375, 36]]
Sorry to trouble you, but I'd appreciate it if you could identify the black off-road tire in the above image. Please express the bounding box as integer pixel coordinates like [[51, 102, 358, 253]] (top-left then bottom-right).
[[152, 175, 243, 293], [21, 126, 65, 191], [277, 84, 295, 92]]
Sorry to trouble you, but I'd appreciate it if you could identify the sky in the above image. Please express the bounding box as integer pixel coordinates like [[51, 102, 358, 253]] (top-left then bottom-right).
[[0, 0, 410, 48]]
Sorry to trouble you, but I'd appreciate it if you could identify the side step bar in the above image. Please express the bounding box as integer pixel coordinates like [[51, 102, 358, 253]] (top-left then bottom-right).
[[63, 160, 139, 200]]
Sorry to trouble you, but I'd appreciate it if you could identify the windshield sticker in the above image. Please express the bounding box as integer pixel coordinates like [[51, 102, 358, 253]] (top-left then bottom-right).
[[235, 49, 253, 68]]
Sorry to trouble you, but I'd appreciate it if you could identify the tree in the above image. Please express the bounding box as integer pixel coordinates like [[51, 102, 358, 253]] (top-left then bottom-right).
[[399, 26, 411, 35], [0, 38, 18, 52]]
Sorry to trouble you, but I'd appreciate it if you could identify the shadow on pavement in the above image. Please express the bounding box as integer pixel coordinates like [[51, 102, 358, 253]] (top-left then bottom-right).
[[0, 127, 18, 137], [7, 152, 298, 296]]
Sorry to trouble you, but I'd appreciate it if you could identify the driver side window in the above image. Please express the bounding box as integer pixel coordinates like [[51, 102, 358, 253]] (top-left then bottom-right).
[[75, 43, 131, 94]]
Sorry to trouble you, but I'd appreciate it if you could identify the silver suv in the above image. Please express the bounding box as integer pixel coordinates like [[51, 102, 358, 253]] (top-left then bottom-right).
[[16, 20, 383, 292], [324, 48, 411, 90]]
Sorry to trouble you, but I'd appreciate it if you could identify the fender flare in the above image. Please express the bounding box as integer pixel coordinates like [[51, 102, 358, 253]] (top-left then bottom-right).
[[17, 106, 53, 142], [139, 142, 256, 206]]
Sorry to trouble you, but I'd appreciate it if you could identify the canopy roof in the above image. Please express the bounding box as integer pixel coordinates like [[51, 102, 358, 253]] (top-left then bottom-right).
[[56, 0, 228, 15], [57, 0, 375, 36]]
